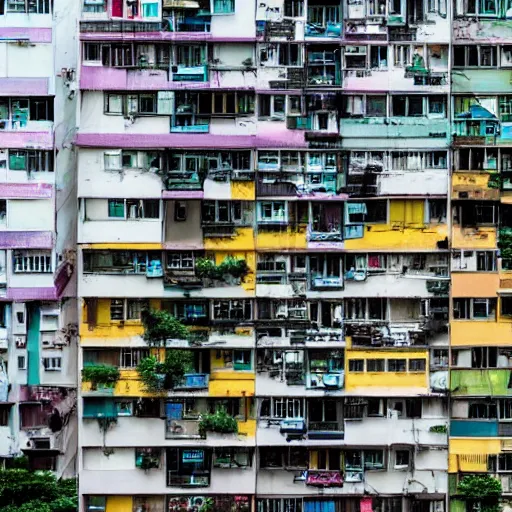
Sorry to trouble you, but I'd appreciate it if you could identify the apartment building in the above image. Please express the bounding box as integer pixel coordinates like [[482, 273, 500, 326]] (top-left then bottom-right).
[[74, 1, 454, 512], [0, 0, 79, 477]]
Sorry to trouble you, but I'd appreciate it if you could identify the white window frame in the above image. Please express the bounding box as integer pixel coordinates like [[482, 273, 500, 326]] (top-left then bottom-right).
[[110, 299, 148, 322], [257, 201, 288, 223], [13, 251, 52, 274], [166, 252, 195, 270], [42, 357, 62, 371]]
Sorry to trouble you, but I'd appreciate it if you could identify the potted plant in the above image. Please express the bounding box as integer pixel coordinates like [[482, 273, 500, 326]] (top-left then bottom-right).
[[198, 408, 238, 438]]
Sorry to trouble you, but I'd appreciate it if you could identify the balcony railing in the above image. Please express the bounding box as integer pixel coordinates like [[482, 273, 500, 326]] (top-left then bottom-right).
[[306, 470, 344, 487], [79, 21, 163, 32], [167, 472, 210, 487], [174, 373, 209, 390], [166, 418, 202, 439]]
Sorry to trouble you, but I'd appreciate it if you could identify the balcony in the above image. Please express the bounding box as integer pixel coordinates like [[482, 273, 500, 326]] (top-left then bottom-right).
[[166, 170, 203, 190], [174, 373, 210, 390], [310, 275, 343, 289], [166, 418, 202, 439], [172, 64, 208, 82], [167, 472, 210, 487], [79, 21, 163, 32]]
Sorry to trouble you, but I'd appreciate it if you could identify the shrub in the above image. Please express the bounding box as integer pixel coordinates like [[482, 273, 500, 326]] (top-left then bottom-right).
[[137, 351, 194, 392], [457, 474, 502, 498], [198, 408, 238, 437], [81, 365, 120, 389]]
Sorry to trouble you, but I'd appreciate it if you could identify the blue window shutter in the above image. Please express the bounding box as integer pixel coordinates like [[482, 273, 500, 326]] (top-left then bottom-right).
[[166, 402, 183, 420]]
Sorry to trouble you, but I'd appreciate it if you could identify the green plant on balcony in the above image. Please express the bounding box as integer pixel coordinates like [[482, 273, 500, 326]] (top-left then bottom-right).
[[141, 309, 189, 346], [195, 256, 249, 284], [137, 351, 194, 392], [199, 498, 215, 512], [499, 228, 512, 269], [198, 408, 238, 437], [137, 453, 160, 471], [487, 172, 501, 189], [429, 425, 447, 434], [81, 364, 120, 391], [457, 474, 502, 512]]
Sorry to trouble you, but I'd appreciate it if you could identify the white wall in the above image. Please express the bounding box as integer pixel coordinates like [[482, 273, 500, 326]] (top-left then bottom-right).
[[77, 149, 163, 198], [0, 43, 53, 79], [6, 199, 53, 230], [377, 171, 448, 196], [211, 2, 256, 38]]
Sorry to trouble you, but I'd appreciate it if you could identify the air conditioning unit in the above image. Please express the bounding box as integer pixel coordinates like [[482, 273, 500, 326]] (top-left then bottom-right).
[[15, 336, 26, 349], [41, 339, 54, 349]]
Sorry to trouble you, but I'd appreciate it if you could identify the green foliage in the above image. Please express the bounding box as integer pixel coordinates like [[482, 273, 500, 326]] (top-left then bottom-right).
[[500, 228, 512, 267], [457, 474, 502, 498], [137, 351, 194, 392], [198, 408, 238, 437], [81, 364, 120, 388], [138, 454, 160, 471], [0, 470, 77, 512], [429, 424, 447, 433], [195, 257, 249, 281], [487, 172, 501, 189], [5, 457, 28, 470], [199, 498, 215, 512], [141, 309, 189, 346]]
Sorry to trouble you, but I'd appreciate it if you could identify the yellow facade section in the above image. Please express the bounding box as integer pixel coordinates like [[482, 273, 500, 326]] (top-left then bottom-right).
[[255, 227, 307, 250], [106, 496, 133, 512], [345, 349, 429, 390], [452, 226, 497, 249], [451, 172, 500, 200], [80, 298, 162, 340], [204, 227, 255, 251], [211, 250, 256, 292], [238, 418, 257, 437], [231, 181, 256, 201], [209, 373, 255, 397], [448, 438, 501, 473], [81, 243, 163, 250], [344, 224, 448, 251], [450, 319, 512, 346], [451, 272, 499, 297], [82, 369, 155, 398]]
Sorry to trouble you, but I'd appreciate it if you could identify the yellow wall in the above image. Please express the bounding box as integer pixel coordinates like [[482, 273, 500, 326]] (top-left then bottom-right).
[[344, 224, 447, 251], [451, 172, 500, 200], [450, 320, 512, 346], [238, 418, 256, 437], [82, 369, 156, 398], [451, 226, 497, 249], [451, 272, 499, 297], [80, 299, 161, 340], [255, 227, 307, 250], [448, 438, 501, 473], [345, 349, 429, 390], [204, 227, 255, 251], [106, 496, 132, 512], [231, 181, 255, 201]]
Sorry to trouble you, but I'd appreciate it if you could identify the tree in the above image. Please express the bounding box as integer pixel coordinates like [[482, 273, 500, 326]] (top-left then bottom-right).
[[141, 309, 189, 346]]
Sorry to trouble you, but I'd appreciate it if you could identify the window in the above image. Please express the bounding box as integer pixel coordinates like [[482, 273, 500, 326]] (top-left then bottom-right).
[[213, 0, 235, 13], [7, 0, 51, 13], [8, 150, 53, 172], [503, 297, 512, 317], [13, 251, 52, 273], [370, 46, 388, 69], [284, 0, 304, 17], [364, 450, 384, 469], [83, 43, 101, 62], [233, 349, 252, 370], [260, 397, 304, 418], [110, 299, 124, 321], [116, 400, 133, 416], [366, 200, 387, 223], [428, 199, 447, 223], [19, 404, 47, 428], [83, 0, 106, 13], [213, 300, 253, 321], [453, 45, 497, 67], [366, 96, 387, 117], [258, 95, 286, 119], [387, 359, 406, 372], [213, 448, 251, 468], [392, 95, 424, 117], [349, 359, 364, 372], [258, 499, 303, 512], [17, 356, 26, 370], [258, 201, 287, 223], [166, 252, 195, 270], [454, 298, 496, 320], [107, 199, 160, 219], [120, 348, 149, 368], [395, 450, 410, 468], [110, 299, 148, 321], [142, 1, 158, 17], [367, 359, 385, 372], [409, 359, 426, 372], [42, 357, 62, 371], [104, 94, 123, 114], [471, 347, 498, 368]]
